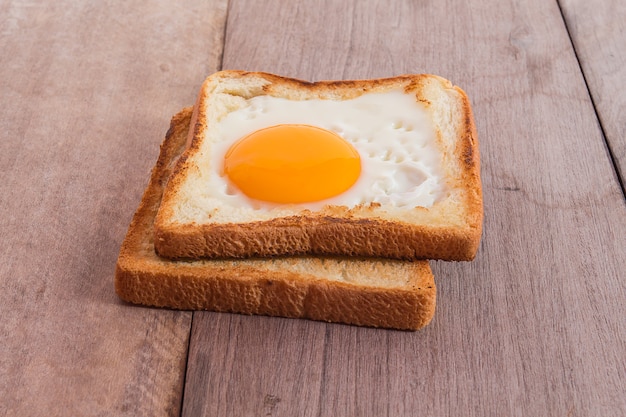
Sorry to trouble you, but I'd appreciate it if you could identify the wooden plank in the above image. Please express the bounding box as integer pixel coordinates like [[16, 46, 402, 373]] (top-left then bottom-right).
[[0, 0, 227, 415], [182, 0, 626, 416], [559, 0, 626, 190], [182, 314, 327, 416]]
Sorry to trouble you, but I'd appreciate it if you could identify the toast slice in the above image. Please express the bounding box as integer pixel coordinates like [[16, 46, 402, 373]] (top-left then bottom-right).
[[153, 71, 482, 261], [115, 107, 436, 330]]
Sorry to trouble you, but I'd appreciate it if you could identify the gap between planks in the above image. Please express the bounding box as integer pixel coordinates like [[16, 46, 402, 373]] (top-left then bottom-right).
[[555, 0, 626, 199]]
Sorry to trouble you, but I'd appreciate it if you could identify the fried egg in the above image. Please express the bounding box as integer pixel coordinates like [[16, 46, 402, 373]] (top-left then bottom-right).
[[210, 90, 445, 210]]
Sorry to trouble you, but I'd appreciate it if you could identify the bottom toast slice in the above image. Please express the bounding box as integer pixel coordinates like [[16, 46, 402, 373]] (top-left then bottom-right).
[[115, 108, 436, 330]]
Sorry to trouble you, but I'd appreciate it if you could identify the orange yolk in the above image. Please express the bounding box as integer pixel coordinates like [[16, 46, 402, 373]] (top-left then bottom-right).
[[223, 124, 361, 204]]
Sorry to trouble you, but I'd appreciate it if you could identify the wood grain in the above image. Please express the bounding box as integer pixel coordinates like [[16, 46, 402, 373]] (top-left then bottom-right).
[[182, 0, 626, 416], [559, 0, 626, 190], [0, 0, 226, 415]]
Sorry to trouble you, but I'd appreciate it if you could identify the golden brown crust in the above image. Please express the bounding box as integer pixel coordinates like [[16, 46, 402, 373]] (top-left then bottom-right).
[[452, 85, 483, 257], [155, 216, 476, 260], [154, 71, 483, 261], [115, 107, 436, 330]]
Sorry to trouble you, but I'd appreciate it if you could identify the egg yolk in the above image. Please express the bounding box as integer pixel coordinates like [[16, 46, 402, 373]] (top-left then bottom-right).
[[223, 124, 361, 204]]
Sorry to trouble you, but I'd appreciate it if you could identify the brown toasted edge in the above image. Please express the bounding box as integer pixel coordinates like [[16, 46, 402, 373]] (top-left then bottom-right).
[[450, 84, 483, 258], [154, 216, 476, 261], [116, 107, 436, 331], [224, 70, 430, 96], [154, 71, 482, 261]]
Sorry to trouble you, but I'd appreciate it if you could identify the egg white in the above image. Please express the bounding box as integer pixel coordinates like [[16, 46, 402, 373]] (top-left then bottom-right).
[[208, 90, 445, 210]]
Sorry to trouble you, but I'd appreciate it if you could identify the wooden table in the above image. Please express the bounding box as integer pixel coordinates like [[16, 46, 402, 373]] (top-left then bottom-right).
[[1, 0, 624, 415]]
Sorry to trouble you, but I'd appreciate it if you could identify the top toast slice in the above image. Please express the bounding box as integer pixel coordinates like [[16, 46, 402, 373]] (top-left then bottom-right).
[[154, 71, 482, 260]]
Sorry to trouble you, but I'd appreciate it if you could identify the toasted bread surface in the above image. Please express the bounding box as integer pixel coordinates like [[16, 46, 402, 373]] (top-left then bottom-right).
[[115, 107, 436, 330], [154, 71, 482, 261]]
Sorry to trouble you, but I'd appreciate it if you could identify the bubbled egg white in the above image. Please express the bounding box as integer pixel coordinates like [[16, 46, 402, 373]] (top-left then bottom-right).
[[209, 90, 446, 210]]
